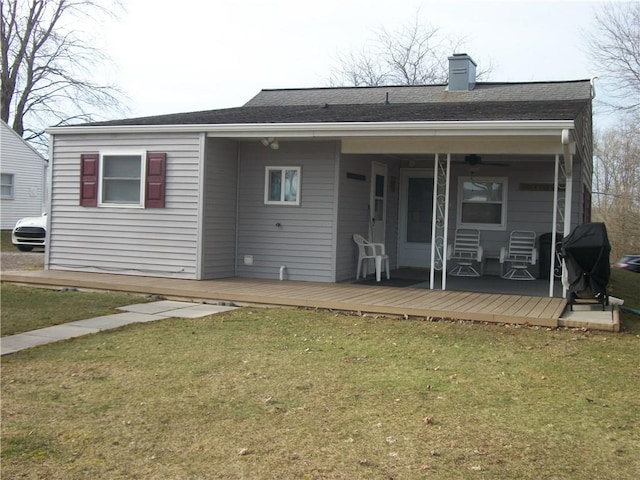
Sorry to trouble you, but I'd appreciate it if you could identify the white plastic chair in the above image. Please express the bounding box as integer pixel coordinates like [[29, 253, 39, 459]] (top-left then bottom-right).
[[353, 234, 390, 282], [446, 228, 483, 276], [500, 230, 537, 280]]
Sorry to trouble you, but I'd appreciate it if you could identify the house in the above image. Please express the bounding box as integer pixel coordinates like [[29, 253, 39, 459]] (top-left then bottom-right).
[[0, 120, 47, 229], [45, 54, 593, 296]]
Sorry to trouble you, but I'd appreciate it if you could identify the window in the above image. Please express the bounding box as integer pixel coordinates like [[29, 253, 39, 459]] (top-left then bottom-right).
[[80, 151, 166, 208], [1, 173, 14, 198], [264, 167, 301, 205], [458, 177, 507, 230], [100, 153, 145, 206]]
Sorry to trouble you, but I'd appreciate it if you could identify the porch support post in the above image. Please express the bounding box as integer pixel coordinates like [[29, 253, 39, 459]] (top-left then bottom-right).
[[430, 153, 450, 290], [550, 154, 560, 297], [559, 130, 574, 299]]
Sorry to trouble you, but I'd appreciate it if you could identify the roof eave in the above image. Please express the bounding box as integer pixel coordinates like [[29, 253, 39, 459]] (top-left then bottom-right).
[[46, 120, 576, 137]]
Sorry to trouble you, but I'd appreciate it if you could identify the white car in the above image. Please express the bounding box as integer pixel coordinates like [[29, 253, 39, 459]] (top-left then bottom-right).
[[12, 213, 47, 252]]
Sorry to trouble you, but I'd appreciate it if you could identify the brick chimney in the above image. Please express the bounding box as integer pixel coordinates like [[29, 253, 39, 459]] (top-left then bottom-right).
[[447, 53, 477, 92]]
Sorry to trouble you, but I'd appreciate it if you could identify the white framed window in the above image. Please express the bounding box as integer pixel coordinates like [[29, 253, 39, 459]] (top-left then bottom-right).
[[457, 177, 507, 230], [99, 152, 145, 207], [1, 173, 14, 199], [264, 166, 301, 205]]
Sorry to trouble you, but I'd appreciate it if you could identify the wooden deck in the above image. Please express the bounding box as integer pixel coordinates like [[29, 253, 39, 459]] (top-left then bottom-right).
[[1, 270, 568, 328]]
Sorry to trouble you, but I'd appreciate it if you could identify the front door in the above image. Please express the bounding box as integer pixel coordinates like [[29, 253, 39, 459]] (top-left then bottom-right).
[[398, 168, 434, 267], [369, 162, 387, 243]]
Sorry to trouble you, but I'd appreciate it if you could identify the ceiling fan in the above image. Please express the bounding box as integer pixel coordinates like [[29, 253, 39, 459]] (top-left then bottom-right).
[[462, 154, 508, 167]]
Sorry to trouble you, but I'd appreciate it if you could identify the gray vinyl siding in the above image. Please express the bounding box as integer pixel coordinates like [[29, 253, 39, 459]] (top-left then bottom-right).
[[0, 122, 46, 229], [335, 154, 399, 282], [575, 104, 593, 223], [236, 141, 339, 282], [201, 138, 238, 279], [48, 132, 201, 278], [336, 155, 371, 281], [575, 103, 593, 192]]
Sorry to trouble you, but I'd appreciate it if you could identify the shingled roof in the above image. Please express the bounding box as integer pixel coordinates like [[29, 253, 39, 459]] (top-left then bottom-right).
[[83, 80, 592, 127]]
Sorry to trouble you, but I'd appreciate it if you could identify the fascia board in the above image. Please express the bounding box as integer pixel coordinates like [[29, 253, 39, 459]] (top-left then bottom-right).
[[46, 120, 575, 137]]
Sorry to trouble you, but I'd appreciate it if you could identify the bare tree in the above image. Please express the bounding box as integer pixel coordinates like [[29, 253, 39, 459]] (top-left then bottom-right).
[[330, 15, 492, 87], [586, 1, 640, 113], [592, 115, 640, 259], [1, 0, 126, 147]]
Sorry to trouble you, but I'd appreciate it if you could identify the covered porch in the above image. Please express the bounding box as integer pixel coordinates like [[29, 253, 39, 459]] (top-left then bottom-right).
[[339, 121, 579, 299]]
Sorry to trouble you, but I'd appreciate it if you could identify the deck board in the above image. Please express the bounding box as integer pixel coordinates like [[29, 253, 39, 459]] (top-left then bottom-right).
[[1, 270, 568, 328]]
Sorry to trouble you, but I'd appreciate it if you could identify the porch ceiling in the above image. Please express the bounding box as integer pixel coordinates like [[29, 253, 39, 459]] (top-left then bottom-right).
[[341, 135, 573, 155]]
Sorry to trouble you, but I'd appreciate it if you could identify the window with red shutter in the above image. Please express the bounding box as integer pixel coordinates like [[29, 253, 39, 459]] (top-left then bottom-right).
[[146, 152, 166, 208], [80, 151, 166, 208], [80, 153, 99, 206]]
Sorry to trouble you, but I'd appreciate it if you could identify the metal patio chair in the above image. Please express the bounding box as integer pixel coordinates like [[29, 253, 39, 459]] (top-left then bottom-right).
[[500, 230, 537, 280], [447, 228, 483, 277]]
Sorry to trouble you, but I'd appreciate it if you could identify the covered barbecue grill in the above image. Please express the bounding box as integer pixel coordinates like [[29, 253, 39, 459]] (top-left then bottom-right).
[[561, 223, 611, 310]]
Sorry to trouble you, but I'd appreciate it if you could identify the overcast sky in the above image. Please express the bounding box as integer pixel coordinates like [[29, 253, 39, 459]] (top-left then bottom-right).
[[100, 0, 611, 123]]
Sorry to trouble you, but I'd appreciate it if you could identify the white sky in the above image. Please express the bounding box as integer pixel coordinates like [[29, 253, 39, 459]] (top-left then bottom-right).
[[99, 0, 611, 123]]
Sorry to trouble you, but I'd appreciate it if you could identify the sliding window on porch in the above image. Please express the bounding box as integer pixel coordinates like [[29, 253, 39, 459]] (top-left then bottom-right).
[[264, 167, 301, 205], [457, 177, 507, 230]]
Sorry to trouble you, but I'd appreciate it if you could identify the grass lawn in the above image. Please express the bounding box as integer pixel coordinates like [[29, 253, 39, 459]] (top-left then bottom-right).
[[0, 284, 151, 336], [1, 229, 14, 251], [609, 268, 640, 327], [2, 303, 640, 479]]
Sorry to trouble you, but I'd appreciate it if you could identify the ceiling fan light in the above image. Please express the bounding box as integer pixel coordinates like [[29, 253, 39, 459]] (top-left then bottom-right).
[[465, 154, 482, 166]]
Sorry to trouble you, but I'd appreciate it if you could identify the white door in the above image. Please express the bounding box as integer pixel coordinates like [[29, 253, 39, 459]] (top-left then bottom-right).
[[398, 169, 434, 267], [369, 162, 387, 243]]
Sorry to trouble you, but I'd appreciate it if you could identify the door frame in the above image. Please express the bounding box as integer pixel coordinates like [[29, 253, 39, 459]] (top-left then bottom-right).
[[398, 168, 434, 268], [369, 162, 388, 243]]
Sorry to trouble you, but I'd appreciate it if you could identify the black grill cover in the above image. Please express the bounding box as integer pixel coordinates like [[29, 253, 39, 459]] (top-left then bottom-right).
[[562, 223, 611, 298]]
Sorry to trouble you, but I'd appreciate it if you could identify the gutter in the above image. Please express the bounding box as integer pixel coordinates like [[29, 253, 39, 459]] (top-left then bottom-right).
[[46, 120, 575, 137]]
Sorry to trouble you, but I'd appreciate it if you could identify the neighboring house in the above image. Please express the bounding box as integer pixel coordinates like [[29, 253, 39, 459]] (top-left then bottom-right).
[[45, 54, 593, 296], [0, 120, 47, 229]]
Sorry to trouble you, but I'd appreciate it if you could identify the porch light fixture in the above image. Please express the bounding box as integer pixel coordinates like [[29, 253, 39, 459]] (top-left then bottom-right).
[[261, 137, 279, 150]]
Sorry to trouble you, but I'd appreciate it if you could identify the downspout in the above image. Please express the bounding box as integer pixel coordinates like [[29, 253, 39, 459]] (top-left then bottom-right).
[[562, 129, 573, 234], [562, 129, 572, 177]]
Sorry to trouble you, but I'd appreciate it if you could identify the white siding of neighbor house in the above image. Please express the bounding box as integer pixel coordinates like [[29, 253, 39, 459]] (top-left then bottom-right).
[[236, 141, 340, 282], [0, 121, 46, 229], [201, 138, 238, 279], [47, 132, 201, 278]]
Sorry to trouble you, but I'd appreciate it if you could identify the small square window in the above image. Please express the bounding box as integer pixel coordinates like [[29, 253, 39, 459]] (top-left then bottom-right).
[[264, 167, 301, 205], [99, 153, 145, 206], [1, 173, 14, 198], [457, 177, 507, 230]]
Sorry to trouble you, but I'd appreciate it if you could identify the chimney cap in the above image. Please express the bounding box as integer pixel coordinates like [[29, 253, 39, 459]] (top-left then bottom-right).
[[449, 52, 477, 66]]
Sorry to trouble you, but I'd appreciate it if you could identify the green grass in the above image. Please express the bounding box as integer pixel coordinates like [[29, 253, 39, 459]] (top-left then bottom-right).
[[0, 284, 151, 336], [1, 229, 14, 251], [2, 305, 639, 479], [609, 268, 640, 333]]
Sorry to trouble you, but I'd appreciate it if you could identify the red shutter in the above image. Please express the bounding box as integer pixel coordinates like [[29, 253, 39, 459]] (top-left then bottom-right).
[[80, 153, 99, 207], [146, 152, 166, 208]]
